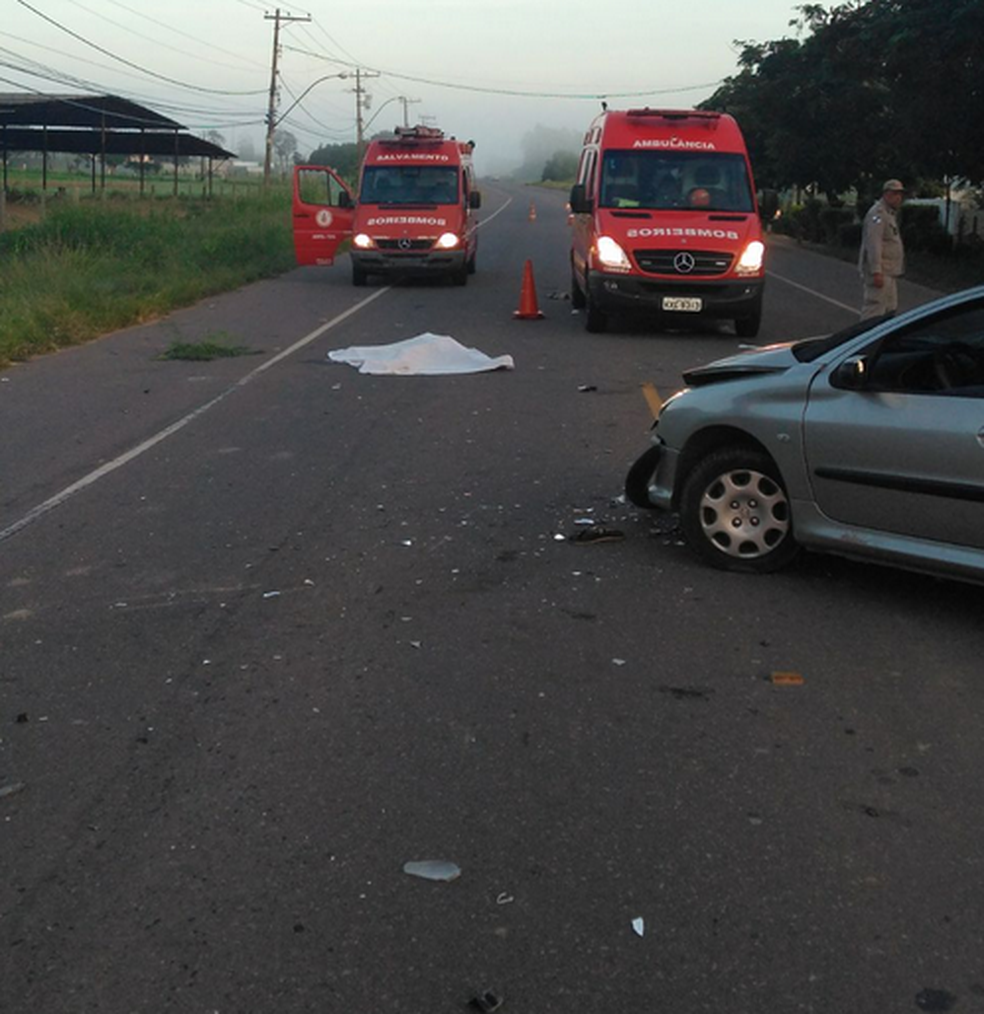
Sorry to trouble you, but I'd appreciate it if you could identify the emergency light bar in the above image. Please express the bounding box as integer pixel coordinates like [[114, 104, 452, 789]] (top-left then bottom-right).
[[393, 125, 445, 142], [626, 109, 721, 122]]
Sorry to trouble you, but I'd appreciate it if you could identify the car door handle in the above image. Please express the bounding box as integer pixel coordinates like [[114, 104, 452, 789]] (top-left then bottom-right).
[[978, 426, 984, 448]]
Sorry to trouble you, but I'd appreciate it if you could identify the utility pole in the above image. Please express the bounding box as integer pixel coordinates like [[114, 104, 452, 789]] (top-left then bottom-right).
[[264, 8, 310, 185], [398, 96, 421, 128], [351, 67, 381, 159]]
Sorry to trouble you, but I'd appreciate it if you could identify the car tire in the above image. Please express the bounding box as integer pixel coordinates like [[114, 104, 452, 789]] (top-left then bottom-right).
[[625, 445, 662, 509], [679, 446, 798, 572], [571, 265, 586, 309], [352, 263, 368, 287], [467, 252, 477, 275]]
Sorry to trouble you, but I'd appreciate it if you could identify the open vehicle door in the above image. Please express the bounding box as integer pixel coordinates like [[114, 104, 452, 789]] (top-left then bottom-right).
[[292, 165, 355, 266]]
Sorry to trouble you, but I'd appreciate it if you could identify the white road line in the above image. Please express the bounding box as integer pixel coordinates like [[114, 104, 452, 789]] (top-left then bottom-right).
[[476, 196, 513, 228], [0, 286, 391, 545], [767, 268, 858, 314]]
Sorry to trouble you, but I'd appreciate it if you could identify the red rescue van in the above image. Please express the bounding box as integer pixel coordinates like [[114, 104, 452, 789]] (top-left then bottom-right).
[[569, 108, 765, 336], [292, 125, 481, 287]]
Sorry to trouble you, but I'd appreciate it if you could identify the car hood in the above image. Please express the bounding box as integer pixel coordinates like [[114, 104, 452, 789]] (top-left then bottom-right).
[[682, 342, 799, 386]]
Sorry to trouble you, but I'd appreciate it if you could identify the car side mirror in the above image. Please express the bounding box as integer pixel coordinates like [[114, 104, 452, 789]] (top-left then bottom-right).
[[337, 190, 352, 209], [569, 183, 592, 214], [832, 356, 868, 390], [469, 190, 482, 210]]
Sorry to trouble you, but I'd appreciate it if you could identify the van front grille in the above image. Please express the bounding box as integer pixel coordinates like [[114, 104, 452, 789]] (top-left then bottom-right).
[[376, 239, 433, 251], [634, 249, 733, 276]]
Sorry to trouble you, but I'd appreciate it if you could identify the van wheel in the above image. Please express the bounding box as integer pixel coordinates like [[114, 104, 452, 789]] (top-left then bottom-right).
[[735, 298, 763, 338], [352, 263, 368, 287], [467, 252, 477, 275], [453, 263, 468, 286], [571, 266, 586, 309], [584, 281, 608, 333]]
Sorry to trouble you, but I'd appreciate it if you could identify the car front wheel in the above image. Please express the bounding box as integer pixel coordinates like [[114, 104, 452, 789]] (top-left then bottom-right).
[[679, 447, 798, 572]]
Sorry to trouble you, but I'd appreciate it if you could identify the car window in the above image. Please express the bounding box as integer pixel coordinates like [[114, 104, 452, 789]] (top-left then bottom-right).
[[865, 304, 984, 396], [793, 316, 886, 363]]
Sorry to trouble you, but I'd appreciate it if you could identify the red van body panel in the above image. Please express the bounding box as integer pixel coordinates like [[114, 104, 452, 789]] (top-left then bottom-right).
[[292, 165, 355, 266], [569, 109, 766, 336], [349, 126, 480, 286]]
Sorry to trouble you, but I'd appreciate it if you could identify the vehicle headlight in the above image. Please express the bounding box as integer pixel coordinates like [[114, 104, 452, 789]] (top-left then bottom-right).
[[736, 240, 765, 274], [435, 232, 460, 249], [353, 233, 374, 249], [595, 235, 632, 271]]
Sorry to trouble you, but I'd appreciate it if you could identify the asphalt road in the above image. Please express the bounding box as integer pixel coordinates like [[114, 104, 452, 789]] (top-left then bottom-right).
[[3, 182, 982, 1014]]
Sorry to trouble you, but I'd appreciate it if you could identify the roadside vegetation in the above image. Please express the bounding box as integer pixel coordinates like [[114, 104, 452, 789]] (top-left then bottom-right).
[[0, 188, 293, 368], [158, 332, 260, 361]]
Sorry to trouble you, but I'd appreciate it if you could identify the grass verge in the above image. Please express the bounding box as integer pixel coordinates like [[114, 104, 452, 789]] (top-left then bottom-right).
[[159, 332, 260, 361], [0, 191, 294, 368]]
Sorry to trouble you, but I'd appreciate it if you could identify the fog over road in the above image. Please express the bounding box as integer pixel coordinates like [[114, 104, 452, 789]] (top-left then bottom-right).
[[3, 182, 980, 1014]]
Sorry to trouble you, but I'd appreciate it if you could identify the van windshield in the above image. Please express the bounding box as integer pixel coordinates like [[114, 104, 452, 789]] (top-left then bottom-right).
[[599, 151, 754, 213], [359, 166, 459, 205]]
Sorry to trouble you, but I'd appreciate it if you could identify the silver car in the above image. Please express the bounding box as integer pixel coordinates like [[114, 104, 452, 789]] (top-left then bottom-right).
[[626, 284, 984, 581]]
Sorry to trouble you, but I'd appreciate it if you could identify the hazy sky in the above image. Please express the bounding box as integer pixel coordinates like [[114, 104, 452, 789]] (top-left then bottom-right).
[[1, 0, 809, 170]]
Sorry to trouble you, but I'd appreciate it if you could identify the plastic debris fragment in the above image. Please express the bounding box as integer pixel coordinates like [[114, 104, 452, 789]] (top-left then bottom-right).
[[0, 782, 26, 799], [770, 671, 804, 686], [403, 860, 461, 882], [632, 917, 645, 937], [495, 892, 514, 905], [262, 591, 281, 599], [470, 989, 503, 1012], [570, 526, 625, 545]]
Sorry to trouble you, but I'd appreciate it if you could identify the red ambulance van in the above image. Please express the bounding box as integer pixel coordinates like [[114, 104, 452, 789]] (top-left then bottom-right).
[[292, 125, 481, 286], [569, 108, 765, 336]]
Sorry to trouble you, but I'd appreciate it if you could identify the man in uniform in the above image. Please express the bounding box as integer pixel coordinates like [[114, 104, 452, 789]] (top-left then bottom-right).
[[859, 179, 906, 320]]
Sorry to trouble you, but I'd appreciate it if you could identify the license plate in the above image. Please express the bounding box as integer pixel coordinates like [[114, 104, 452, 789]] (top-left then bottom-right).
[[662, 296, 702, 312]]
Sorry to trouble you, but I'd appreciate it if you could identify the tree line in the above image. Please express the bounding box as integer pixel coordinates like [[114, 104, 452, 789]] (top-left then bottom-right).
[[702, 0, 984, 205]]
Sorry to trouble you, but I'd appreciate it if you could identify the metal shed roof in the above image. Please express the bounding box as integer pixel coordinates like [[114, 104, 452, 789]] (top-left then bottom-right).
[[0, 93, 236, 159]]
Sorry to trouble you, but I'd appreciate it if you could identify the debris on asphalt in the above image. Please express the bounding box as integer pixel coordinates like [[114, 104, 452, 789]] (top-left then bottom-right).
[[569, 526, 625, 545], [578, 384, 597, 392], [403, 859, 461, 882], [15, 713, 28, 724], [495, 892, 514, 905], [659, 686, 713, 701], [612, 658, 627, 666], [470, 989, 504, 1012], [0, 782, 26, 800], [632, 917, 645, 937], [770, 671, 804, 686], [262, 591, 281, 599], [915, 988, 958, 1012]]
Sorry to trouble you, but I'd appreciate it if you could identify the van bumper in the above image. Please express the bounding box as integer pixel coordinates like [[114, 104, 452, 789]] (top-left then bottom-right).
[[351, 249, 467, 277], [588, 273, 764, 321]]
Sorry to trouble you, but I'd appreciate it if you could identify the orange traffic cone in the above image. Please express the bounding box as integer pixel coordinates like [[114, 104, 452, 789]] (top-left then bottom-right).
[[528, 200, 537, 222], [513, 259, 544, 320]]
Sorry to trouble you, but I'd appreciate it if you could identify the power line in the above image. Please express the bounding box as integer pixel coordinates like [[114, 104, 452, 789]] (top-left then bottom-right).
[[14, 0, 267, 96], [282, 43, 721, 101], [91, 0, 268, 73]]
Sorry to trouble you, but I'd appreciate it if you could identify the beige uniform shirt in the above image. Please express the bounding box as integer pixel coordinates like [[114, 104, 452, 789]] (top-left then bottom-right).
[[859, 197, 904, 277]]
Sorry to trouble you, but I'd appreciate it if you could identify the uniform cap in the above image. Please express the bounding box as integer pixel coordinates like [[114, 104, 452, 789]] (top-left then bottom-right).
[[882, 179, 905, 192]]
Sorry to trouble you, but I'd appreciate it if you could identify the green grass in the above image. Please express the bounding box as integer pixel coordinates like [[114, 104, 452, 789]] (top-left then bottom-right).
[[159, 332, 260, 361], [0, 190, 294, 367]]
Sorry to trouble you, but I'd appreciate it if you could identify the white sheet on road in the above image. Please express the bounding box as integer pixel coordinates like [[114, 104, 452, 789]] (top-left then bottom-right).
[[327, 332, 515, 375]]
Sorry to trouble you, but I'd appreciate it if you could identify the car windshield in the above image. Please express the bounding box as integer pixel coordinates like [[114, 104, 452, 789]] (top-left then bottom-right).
[[359, 166, 459, 205], [599, 150, 754, 212], [792, 316, 888, 362]]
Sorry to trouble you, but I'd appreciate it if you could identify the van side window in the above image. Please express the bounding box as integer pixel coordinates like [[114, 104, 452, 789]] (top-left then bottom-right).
[[577, 150, 597, 194]]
